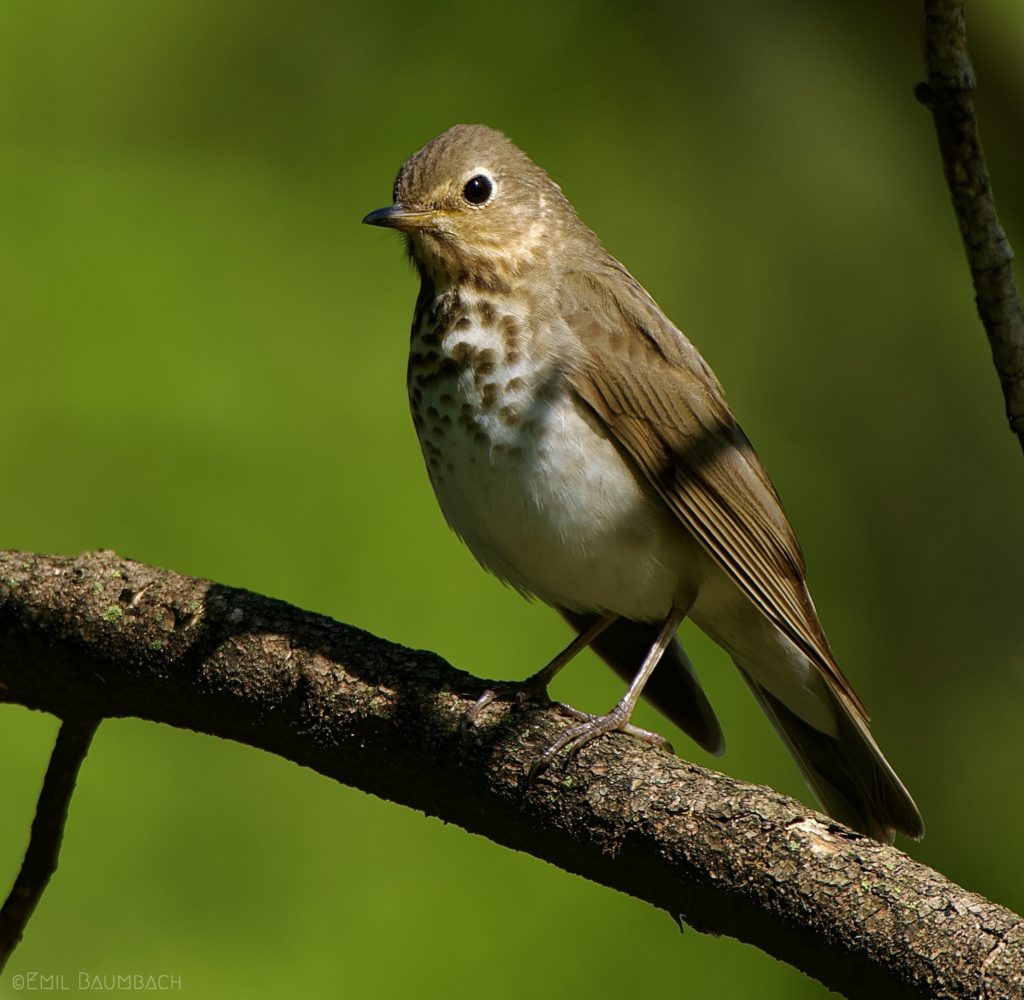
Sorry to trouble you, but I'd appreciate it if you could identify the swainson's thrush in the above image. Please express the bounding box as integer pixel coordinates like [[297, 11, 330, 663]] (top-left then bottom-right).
[[363, 124, 923, 843]]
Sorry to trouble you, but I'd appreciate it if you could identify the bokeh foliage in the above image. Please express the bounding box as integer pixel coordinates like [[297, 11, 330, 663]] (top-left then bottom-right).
[[2, 2, 1022, 996]]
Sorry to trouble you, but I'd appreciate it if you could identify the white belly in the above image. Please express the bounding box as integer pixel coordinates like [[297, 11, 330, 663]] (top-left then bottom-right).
[[408, 298, 698, 619]]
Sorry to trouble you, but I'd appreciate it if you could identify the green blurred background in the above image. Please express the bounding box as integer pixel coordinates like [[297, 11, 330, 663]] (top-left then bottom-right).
[[2, 1, 1023, 996]]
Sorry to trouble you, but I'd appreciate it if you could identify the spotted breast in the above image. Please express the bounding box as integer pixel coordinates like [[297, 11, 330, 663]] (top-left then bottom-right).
[[406, 284, 701, 621]]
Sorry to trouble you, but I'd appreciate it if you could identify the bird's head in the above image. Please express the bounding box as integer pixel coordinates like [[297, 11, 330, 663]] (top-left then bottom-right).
[[363, 124, 582, 291]]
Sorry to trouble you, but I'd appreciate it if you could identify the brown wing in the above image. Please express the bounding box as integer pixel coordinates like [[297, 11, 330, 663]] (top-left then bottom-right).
[[560, 265, 867, 719]]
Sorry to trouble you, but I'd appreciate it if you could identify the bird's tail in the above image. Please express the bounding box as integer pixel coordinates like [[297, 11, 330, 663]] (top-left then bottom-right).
[[738, 667, 924, 843], [558, 610, 725, 757]]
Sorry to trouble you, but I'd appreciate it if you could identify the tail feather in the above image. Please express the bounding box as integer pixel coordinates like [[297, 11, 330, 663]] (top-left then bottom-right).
[[552, 609, 922, 843], [739, 667, 924, 843], [557, 610, 725, 757]]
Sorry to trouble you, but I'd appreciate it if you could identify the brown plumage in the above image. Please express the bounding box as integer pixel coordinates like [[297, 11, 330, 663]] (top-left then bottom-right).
[[364, 124, 923, 842]]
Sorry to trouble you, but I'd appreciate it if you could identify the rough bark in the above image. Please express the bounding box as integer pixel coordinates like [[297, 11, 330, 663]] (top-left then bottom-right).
[[0, 550, 1021, 998], [917, 0, 1024, 453]]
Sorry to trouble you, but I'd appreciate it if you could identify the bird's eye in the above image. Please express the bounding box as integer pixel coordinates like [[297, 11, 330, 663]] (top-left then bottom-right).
[[462, 174, 493, 205]]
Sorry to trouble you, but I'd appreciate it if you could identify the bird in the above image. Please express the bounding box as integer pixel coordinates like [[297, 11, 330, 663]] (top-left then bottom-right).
[[362, 123, 924, 843]]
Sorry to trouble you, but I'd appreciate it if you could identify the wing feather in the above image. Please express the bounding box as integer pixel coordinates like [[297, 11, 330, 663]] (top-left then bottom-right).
[[561, 266, 866, 718]]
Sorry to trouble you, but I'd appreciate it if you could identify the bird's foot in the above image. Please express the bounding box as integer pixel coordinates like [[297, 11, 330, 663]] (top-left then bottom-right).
[[526, 707, 674, 781], [460, 678, 552, 732]]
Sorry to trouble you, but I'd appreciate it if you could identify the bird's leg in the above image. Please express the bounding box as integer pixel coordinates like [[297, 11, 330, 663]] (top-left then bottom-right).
[[527, 605, 690, 780], [461, 614, 617, 729]]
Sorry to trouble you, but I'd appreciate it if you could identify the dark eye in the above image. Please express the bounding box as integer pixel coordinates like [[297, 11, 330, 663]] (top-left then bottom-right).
[[462, 174, 493, 205]]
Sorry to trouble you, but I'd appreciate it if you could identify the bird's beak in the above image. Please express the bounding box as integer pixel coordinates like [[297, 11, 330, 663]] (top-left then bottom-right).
[[362, 204, 438, 231]]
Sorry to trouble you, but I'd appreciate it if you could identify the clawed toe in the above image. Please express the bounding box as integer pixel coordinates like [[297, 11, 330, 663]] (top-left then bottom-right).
[[620, 722, 674, 754], [459, 670, 674, 785], [458, 689, 496, 733], [526, 710, 672, 781], [460, 681, 550, 733], [526, 716, 604, 781]]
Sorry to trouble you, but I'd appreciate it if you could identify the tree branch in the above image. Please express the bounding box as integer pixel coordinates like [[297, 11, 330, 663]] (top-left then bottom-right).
[[0, 550, 1021, 998], [0, 715, 99, 971], [917, 0, 1024, 453]]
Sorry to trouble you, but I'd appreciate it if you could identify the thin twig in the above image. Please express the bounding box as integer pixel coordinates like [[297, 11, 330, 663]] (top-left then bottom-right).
[[917, 0, 1024, 453], [0, 715, 100, 971]]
